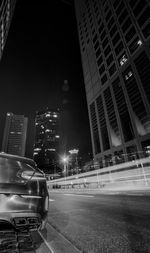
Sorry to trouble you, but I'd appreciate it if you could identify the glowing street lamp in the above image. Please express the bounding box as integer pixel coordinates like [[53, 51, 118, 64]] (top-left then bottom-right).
[[61, 155, 69, 177]]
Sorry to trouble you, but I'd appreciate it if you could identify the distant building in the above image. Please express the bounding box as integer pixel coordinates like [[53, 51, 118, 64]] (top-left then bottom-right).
[[34, 108, 60, 173], [0, 0, 17, 59], [74, 0, 150, 165], [68, 149, 79, 175], [2, 112, 28, 156]]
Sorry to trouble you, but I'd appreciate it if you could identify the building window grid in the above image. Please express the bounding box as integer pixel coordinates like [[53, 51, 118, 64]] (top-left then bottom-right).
[[104, 87, 121, 147], [106, 6, 128, 62], [134, 51, 150, 106], [112, 77, 135, 142], [122, 66, 149, 132], [90, 102, 101, 154], [96, 95, 110, 151], [128, 0, 150, 40], [101, 0, 127, 71], [112, 0, 144, 56], [76, 0, 150, 163], [89, 2, 109, 85], [91, 2, 110, 82], [98, 2, 117, 77]]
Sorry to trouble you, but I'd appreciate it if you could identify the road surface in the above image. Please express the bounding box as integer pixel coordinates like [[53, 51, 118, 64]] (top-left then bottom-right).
[[0, 190, 150, 252]]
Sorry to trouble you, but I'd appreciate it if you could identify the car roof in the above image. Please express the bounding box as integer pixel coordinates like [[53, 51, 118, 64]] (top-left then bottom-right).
[[0, 152, 36, 166]]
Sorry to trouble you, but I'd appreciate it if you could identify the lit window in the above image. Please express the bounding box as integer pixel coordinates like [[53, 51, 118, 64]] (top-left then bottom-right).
[[137, 39, 142, 46], [53, 114, 58, 118], [33, 152, 38, 156], [55, 135, 60, 138], [125, 71, 133, 80], [119, 54, 128, 66], [48, 148, 56, 151], [45, 129, 50, 132], [45, 113, 51, 117], [34, 148, 41, 151]]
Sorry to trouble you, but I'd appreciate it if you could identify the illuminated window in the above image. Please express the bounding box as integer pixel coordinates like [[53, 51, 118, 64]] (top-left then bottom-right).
[[125, 71, 133, 80], [45, 129, 50, 132], [45, 113, 51, 117], [53, 114, 58, 118], [55, 135, 60, 138], [129, 37, 142, 54], [119, 53, 128, 66], [137, 39, 142, 46]]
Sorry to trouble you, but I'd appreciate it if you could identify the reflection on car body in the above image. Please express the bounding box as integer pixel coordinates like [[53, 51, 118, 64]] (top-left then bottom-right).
[[0, 152, 49, 231]]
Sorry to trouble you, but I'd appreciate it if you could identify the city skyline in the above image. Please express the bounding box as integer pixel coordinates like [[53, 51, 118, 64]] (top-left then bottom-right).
[[0, 1, 92, 159]]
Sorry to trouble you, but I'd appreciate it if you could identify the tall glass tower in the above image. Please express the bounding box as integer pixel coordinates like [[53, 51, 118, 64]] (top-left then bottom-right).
[[74, 0, 150, 166], [0, 0, 16, 59], [2, 112, 28, 156], [34, 108, 60, 173]]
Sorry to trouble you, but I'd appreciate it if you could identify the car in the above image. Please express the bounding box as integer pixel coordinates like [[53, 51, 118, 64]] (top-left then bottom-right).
[[0, 152, 49, 231]]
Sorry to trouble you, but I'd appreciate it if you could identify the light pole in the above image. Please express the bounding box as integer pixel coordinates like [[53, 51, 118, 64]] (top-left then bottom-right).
[[61, 155, 69, 188]]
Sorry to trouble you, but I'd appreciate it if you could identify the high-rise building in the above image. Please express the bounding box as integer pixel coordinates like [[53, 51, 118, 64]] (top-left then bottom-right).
[[0, 0, 16, 59], [68, 149, 79, 175], [2, 112, 28, 156], [74, 0, 150, 165], [34, 108, 60, 173]]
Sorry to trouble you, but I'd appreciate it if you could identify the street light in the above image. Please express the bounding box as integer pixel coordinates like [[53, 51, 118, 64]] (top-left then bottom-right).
[[61, 155, 69, 177], [61, 155, 69, 189]]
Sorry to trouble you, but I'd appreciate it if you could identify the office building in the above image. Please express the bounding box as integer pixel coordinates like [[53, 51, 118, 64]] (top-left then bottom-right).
[[0, 0, 16, 59], [74, 0, 150, 166], [34, 108, 60, 173], [2, 112, 28, 156]]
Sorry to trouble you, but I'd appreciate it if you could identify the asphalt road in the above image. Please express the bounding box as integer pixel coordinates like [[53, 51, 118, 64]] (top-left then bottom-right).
[[1, 191, 150, 253], [47, 190, 150, 253]]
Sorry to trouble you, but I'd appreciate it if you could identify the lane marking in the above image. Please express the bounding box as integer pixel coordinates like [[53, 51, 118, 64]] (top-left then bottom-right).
[[49, 199, 55, 202], [38, 230, 55, 253], [126, 193, 144, 196], [104, 192, 145, 196], [63, 193, 94, 198]]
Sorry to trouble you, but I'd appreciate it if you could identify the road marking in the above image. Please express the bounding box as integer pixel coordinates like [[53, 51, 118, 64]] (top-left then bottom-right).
[[63, 193, 94, 198], [101, 192, 144, 196], [49, 199, 55, 202], [38, 231, 55, 253], [126, 193, 144, 196]]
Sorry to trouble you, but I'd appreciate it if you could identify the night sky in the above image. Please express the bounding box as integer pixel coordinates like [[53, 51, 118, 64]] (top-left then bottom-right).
[[0, 1, 92, 160]]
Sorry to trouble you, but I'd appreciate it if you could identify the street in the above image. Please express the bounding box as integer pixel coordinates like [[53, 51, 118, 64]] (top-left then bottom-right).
[[1, 190, 150, 253]]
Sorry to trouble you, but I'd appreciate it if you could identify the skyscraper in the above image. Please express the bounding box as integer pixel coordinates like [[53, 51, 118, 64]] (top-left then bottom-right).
[[2, 112, 28, 156], [74, 0, 150, 165], [0, 0, 16, 59], [34, 108, 60, 173]]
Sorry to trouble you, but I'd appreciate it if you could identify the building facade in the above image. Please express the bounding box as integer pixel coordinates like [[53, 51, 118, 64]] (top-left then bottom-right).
[[2, 112, 28, 156], [34, 108, 60, 173], [74, 0, 150, 166], [0, 0, 16, 59]]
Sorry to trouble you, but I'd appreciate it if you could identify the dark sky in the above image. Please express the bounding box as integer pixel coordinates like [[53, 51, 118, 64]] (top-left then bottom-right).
[[0, 1, 92, 159]]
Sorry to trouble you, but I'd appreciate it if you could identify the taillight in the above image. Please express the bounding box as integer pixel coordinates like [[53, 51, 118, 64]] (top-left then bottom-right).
[[44, 196, 49, 211]]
